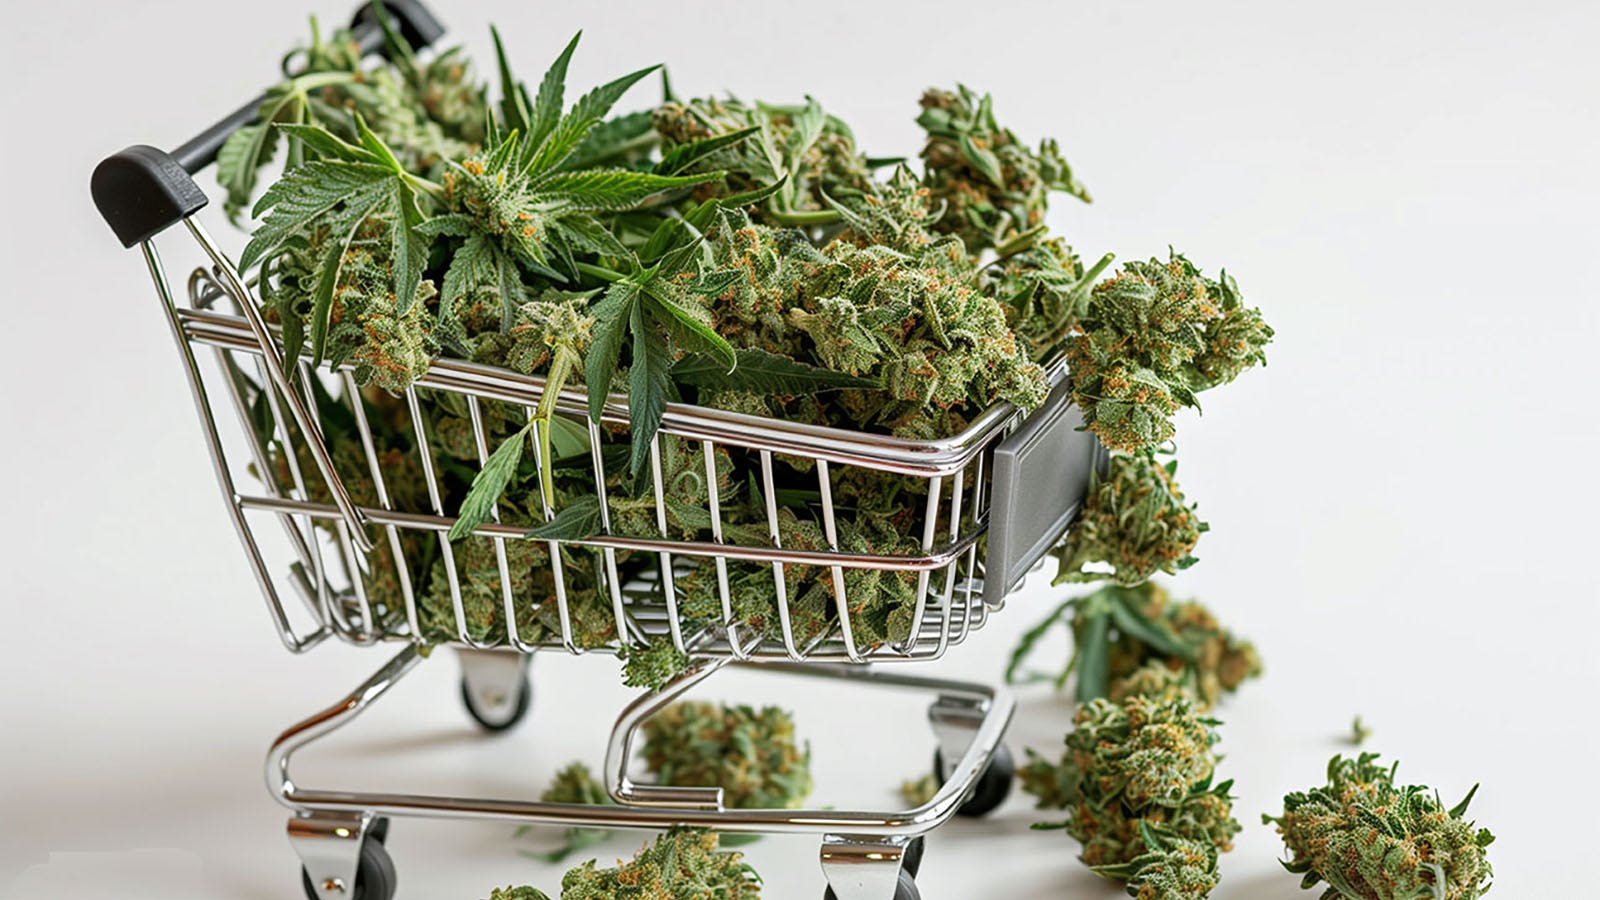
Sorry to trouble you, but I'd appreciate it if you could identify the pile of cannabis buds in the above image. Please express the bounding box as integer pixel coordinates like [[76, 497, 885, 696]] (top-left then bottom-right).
[[222, 11, 1494, 899]]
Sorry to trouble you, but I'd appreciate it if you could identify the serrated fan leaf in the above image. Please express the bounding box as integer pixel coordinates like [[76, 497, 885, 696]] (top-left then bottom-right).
[[216, 123, 279, 222], [780, 97, 826, 181], [527, 63, 662, 175], [391, 184, 429, 314], [491, 26, 532, 134], [655, 125, 759, 175], [627, 299, 672, 477], [554, 214, 637, 264], [440, 232, 523, 332], [449, 422, 534, 541], [1107, 592, 1195, 661], [241, 160, 392, 271], [672, 348, 877, 395], [524, 495, 603, 540], [1074, 609, 1111, 703], [529, 32, 581, 151], [276, 123, 371, 163], [566, 110, 656, 169], [683, 175, 788, 230], [585, 281, 637, 422], [644, 292, 734, 369], [308, 191, 387, 367], [535, 169, 718, 211]]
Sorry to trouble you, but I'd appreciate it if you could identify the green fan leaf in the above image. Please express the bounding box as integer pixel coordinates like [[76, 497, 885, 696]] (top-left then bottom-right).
[[448, 422, 534, 542], [627, 297, 672, 477], [525, 495, 604, 541], [536, 168, 719, 211]]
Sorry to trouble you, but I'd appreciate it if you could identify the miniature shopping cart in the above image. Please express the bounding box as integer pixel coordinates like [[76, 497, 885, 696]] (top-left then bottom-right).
[[90, 3, 1102, 897]]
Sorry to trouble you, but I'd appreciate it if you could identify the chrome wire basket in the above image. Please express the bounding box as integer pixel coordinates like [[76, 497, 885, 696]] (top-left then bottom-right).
[[91, 4, 1101, 898]]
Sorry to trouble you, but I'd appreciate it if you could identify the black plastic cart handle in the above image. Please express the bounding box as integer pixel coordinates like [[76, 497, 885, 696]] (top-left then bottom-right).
[[90, 0, 444, 248]]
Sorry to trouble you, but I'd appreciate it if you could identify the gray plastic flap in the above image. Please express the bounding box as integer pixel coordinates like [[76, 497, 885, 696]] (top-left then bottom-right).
[[982, 381, 1101, 605]]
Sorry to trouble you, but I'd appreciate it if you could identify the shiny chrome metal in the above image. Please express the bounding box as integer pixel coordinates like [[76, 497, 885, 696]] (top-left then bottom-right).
[[266, 645, 1015, 840], [821, 835, 915, 900], [183, 219, 374, 552], [287, 811, 372, 899]]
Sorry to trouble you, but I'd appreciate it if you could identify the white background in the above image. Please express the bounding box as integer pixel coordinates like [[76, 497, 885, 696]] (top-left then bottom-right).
[[3, 1, 1597, 897]]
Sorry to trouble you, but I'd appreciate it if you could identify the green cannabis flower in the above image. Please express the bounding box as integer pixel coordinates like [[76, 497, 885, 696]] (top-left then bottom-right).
[[1020, 694, 1239, 886], [652, 94, 874, 224], [917, 85, 1090, 254], [988, 237, 1113, 357], [1055, 452, 1208, 587], [641, 702, 812, 810], [1093, 823, 1221, 900], [1065, 254, 1271, 454], [1265, 753, 1495, 900], [561, 828, 762, 900], [702, 208, 1049, 438], [619, 637, 691, 692]]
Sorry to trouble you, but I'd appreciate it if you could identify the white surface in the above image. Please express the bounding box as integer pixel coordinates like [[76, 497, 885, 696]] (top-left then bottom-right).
[[3, 0, 1598, 897]]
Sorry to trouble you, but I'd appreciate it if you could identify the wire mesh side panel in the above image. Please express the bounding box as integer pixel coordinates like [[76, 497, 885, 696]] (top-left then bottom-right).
[[180, 279, 1014, 663]]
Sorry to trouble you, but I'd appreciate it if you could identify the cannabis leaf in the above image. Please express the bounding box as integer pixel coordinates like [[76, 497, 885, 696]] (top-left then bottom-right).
[[584, 242, 738, 477], [525, 495, 603, 541], [215, 71, 358, 222], [240, 116, 436, 367], [448, 421, 533, 541]]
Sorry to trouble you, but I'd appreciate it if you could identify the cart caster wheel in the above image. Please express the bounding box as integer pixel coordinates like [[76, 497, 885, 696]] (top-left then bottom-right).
[[367, 816, 390, 845], [300, 834, 396, 900], [934, 743, 1014, 818], [902, 836, 925, 878], [824, 867, 920, 900], [460, 672, 531, 733]]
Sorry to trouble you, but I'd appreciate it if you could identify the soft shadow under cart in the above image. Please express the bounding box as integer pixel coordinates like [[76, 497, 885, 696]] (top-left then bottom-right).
[[90, 3, 1101, 898]]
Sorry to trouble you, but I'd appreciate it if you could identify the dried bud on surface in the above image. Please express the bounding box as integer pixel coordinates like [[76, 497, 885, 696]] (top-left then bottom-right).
[[1265, 753, 1495, 900], [1021, 694, 1239, 893]]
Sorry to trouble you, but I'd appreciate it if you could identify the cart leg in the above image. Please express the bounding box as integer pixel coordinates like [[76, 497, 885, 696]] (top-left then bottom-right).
[[928, 691, 986, 778], [457, 649, 532, 731], [289, 811, 374, 899], [821, 834, 917, 900]]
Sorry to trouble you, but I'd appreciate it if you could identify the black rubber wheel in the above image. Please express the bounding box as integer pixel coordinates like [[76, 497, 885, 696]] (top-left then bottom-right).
[[459, 671, 532, 733], [933, 743, 1015, 818], [824, 867, 920, 900], [902, 835, 925, 878], [366, 816, 390, 845], [300, 835, 396, 900]]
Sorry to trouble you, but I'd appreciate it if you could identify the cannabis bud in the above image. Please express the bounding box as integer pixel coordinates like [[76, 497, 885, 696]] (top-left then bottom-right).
[[917, 85, 1090, 254], [1055, 452, 1208, 587], [560, 828, 762, 899], [1020, 694, 1239, 890], [1092, 823, 1221, 899], [1066, 254, 1272, 454], [641, 702, 813, 809], [1265, 753, 1495, 900]]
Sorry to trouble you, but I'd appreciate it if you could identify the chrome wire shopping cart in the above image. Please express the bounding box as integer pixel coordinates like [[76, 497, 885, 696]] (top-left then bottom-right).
[[90, 4, 1102, 898]]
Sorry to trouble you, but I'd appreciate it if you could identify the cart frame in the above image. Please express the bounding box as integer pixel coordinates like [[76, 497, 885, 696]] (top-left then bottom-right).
[[90, 4, 1101, 897]]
